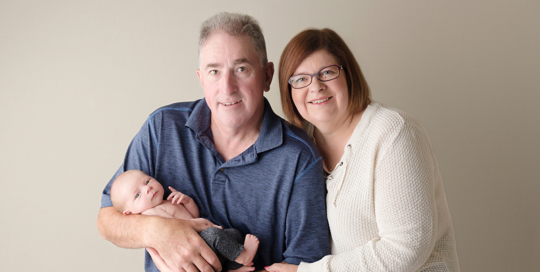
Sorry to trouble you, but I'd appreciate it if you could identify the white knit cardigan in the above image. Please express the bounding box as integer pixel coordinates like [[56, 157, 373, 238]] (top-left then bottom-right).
[[298, 103, 459, 272]]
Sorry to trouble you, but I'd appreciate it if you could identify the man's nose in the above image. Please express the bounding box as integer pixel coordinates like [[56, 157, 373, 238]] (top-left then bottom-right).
[[221, 71, 237, 94]]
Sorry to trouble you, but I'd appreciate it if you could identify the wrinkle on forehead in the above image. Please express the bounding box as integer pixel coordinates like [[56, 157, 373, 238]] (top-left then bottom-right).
[[202, 58, 251, 71]]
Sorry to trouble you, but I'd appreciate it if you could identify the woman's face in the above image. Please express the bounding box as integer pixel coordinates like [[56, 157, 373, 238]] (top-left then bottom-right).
[[291, 50, 349, 128]]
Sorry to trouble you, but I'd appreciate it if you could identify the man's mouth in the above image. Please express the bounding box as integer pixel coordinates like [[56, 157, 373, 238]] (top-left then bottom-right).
[[221, 100, 241, 106], [309, 97, 332, 104]]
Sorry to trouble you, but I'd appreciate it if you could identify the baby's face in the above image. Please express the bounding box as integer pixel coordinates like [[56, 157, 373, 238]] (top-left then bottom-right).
[[117, 170, 165, 214]]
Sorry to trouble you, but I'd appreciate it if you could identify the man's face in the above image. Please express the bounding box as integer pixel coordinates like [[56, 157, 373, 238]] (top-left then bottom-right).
[[116, 170, 164, 215], [197, 31, 273, 131]]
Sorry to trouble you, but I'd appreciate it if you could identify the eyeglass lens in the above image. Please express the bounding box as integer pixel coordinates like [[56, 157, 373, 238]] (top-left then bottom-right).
[[289, 65, 340, 89]]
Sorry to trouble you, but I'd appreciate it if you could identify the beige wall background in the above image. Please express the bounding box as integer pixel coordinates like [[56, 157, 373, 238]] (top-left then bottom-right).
[[1, 0, 538, 271]]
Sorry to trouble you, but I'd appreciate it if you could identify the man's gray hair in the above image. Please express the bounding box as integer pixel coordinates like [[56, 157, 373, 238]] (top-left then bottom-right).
[[199, 12, 268, 66]]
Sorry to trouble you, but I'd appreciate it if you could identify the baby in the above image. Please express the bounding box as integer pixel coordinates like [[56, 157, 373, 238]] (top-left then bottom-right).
[[110, 170, 259, 271]]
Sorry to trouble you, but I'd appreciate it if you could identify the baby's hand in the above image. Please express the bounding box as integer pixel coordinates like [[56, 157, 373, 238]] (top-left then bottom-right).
[[167, 186, 192, 205]]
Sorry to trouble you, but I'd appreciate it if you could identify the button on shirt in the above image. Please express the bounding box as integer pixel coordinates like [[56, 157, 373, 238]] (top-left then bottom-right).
[[101, 98, 331, 271]]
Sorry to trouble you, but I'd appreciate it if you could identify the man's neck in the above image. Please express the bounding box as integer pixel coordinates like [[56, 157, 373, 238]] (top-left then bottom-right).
[[210, 111, 264, 162]]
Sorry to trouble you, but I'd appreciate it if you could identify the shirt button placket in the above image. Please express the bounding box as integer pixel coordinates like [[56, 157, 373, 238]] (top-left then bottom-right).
[[212, 167, 229, 224]]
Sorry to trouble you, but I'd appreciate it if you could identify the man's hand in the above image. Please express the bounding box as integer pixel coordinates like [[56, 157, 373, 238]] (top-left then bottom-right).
[[188, 218, 222, 231], [147, 247, 174, 272], [148, 217, 222, 272], [97, 207, 221, 272]]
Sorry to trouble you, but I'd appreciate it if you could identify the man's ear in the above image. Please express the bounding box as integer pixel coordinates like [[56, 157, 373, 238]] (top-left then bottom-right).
[[123, 210, 132, 215], [263, 62, 274, 92], [196, 69, 203, 86]]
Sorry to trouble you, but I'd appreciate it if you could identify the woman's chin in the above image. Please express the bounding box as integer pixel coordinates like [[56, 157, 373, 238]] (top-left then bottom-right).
[[305, 116, 333, 127]]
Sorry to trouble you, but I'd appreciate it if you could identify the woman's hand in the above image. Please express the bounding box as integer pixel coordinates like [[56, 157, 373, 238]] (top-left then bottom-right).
[[228, 265, 255, 272], [265, 263, 299, 272]]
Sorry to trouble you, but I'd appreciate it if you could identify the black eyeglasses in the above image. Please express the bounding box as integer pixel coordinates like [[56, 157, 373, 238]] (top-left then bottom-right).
[[288, 65, 343, 89]]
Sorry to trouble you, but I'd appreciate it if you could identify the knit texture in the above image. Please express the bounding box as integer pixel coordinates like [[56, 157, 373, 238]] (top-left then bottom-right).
[[298, 103, 459, 272]]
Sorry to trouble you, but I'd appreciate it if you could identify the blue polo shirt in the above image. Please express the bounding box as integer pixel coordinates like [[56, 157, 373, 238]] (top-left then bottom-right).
[[101, 98, 331, 271]]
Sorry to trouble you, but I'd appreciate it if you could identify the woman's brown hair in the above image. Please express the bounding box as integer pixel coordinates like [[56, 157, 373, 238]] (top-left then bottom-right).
[[279, 28, 371, 128]]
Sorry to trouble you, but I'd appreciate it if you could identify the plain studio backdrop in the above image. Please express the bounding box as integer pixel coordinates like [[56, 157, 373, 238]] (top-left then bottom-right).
[[1, 0, 538, 271]]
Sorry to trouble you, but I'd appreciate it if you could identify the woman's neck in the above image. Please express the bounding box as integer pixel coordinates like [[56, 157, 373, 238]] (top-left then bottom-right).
[[313, 111, 363, 172]]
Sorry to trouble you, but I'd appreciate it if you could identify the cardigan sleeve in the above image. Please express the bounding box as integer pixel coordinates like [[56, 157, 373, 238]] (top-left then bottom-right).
[[299, 121, 439, 272]]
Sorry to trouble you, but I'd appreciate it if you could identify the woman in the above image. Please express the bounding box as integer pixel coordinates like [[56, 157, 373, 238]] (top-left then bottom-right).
[[266, 29, 459, 271]]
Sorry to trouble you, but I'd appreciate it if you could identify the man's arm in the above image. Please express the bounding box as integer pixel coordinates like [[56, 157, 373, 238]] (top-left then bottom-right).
[[282, 156, 331, 265], [97, 206, 222, 272], [98, 108, 223, 271], [97, 206, 154, 249]]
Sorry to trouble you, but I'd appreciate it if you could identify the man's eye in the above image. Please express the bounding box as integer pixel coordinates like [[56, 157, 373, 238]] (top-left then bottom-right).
[[237, 67, 246, 72], [209, 70, 218, 75], [135, 193, 140, 199]]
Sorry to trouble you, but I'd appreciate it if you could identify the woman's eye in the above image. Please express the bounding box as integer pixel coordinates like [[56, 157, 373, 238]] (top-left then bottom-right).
[[296, 77, 305, 83]]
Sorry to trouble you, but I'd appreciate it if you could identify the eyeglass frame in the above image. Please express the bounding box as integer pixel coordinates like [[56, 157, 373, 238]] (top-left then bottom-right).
[[288, 65, 344, 89]]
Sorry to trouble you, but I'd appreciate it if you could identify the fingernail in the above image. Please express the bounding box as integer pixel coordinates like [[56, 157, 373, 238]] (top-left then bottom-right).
[[265, 266, 269, 270]]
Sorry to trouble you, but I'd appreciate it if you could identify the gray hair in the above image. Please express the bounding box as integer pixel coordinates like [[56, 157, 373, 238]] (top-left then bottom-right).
[[199, 12, 268, 66]]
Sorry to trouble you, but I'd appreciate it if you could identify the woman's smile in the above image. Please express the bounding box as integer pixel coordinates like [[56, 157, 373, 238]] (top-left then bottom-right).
[[308, 96, 333, 104]]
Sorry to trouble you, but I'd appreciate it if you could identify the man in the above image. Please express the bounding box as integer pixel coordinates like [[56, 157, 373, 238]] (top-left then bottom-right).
[[98, 12, 330, 272]]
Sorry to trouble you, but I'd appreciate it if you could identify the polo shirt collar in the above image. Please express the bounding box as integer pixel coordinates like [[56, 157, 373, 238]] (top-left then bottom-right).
[[185, 98, 283, 155], [185, 98, 212, 135], [254, 98, 283, 153]]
